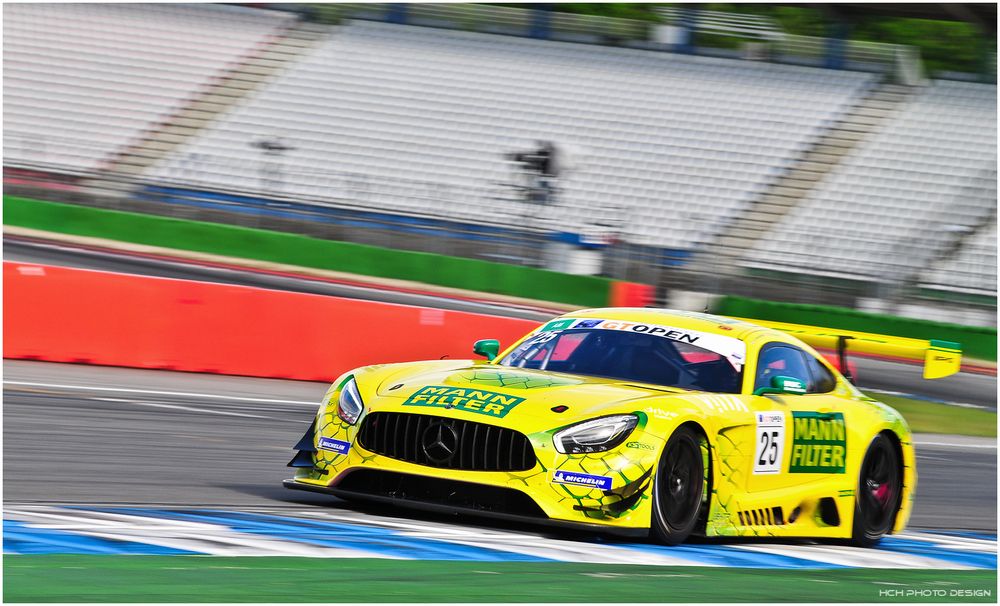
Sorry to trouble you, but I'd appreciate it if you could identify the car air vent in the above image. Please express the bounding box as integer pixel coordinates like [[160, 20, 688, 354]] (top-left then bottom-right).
[[357, 412, 537, 472], [336, 469, 547, 518], [818, 497, 840, 526], [738, 506, 784, 526]]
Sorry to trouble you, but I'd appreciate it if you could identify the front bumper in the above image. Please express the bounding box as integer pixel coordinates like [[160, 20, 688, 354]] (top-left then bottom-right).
[[282, 474, 649, 538], [287, 410, 662, 532]]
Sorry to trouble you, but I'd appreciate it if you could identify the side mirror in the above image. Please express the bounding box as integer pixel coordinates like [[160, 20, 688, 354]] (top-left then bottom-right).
[[473, 339, 500, 362], [753, 375, 807, 397]]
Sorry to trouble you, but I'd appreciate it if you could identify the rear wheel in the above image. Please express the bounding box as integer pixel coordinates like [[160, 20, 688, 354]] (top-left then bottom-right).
[[851, 433, 902, 546], [651, 426, 707, 545]]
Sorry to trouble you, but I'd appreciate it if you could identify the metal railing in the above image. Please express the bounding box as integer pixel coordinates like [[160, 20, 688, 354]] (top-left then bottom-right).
[[774, 35, 924, 82], [320, 3, 652, 41], [300, 3, 982, 82], [6, 158, 996, 314], [657, 7, 783, 41]]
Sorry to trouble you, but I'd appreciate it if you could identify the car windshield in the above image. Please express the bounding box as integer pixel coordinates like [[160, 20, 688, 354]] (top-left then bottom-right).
[[499, 328, 743, 393]]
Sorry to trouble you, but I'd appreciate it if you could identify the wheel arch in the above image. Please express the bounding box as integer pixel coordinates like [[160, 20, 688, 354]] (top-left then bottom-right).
[[877, 428, 907, 526], [675, 420, 714, 532], [850, 428, 907, 545]]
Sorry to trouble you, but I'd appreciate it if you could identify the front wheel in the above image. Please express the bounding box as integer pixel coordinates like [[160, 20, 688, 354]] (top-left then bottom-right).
[[851, 433, 902, 547], [650, 426, 707, 545]]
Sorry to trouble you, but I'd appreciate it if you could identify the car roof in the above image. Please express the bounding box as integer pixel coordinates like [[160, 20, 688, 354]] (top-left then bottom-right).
[[559, 307, 789, 343]]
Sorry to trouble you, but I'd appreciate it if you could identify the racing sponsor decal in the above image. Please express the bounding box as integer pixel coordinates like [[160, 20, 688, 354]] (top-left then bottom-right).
[[551, 470, 613, 490], [317, 437, 351, 455], [643, 407, 678, 421], [402, 386, 525, 418], [626, 441, 655, 451], [789, 412, 846, 473], [753, 411, 785, 475], [539, 318, 576, 332], [536, 318, 746, 370], [702, 394, 749, 413], [779, 378, 807, 394]]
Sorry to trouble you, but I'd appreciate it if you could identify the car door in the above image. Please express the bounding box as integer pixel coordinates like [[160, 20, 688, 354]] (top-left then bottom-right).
[[747, 342, 849, 494]]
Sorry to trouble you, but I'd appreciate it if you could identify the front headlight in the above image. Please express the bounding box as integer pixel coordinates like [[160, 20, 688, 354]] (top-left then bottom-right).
[[552, 414, 638, 454], [337, 377, 364, 425]]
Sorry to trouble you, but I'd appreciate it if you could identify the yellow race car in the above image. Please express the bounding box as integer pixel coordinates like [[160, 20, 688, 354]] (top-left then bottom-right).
[[285, 308, 961, 546]]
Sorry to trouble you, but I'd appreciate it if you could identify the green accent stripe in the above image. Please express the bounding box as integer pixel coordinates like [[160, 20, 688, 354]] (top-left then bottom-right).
[[3, 195, 612, 307], [930, 339, 962, 352]]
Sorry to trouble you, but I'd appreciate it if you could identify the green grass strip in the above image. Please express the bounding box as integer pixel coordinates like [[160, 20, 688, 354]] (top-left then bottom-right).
[[865, 391, 998, 437], [3, 195, 612, 307], [4, 556, 997, 602]]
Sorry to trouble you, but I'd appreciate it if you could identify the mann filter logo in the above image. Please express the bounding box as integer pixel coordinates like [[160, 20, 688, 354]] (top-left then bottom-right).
[[552, 470, 613, 490], [789, 412, 846, 473], [402, 386, 524, 418]]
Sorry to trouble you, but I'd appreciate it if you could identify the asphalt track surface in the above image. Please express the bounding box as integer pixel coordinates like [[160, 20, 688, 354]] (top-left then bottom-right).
[[4, 360, 996, 534], [6, 236, 997, 408]]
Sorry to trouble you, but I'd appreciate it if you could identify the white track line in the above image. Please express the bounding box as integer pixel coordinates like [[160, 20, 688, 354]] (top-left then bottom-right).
[[728, 543, 975, 570], [916, 441, 997, 450], [8, 506, 706, 567], [7, 506, 994, 568], [5, 507, 394, 559], [901, 532, 998, 551], [111, 400, 274, 419], [863, 388, 992, 411], [3, 380, 318, 406], [209, 506, 712, 566], [272, 507, 995, 569]]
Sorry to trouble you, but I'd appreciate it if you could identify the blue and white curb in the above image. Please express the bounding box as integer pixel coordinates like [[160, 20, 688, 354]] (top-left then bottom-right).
[[4, 505, 996, 570]]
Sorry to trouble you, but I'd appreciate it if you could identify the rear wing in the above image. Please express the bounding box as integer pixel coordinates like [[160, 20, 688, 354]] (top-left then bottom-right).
[[731, 317, 962, 380]]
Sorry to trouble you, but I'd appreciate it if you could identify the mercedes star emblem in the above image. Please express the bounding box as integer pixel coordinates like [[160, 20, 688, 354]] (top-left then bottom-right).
[[421, 422, 459, 465]]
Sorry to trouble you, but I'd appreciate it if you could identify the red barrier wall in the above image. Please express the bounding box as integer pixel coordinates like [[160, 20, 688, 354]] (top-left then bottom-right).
[[4, 262, 541, 382], [609, 281, 655, 308]]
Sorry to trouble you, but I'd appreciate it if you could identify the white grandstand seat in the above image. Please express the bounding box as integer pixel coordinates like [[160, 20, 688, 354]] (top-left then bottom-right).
[[920, 216, 998, 297], [3, 3, 295, 172], [148, 20, 875, 250], [746, 80, 996, 283]]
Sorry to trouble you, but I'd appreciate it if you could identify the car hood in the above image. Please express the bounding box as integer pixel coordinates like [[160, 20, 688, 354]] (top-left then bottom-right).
[[360, 360, 693, 428]]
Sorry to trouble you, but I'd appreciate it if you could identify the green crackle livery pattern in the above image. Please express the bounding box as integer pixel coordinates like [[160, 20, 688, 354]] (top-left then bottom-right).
[[550, 451, 655, 520], [308, 407, 359, 480], [453, 368, 583, 390], [522, 412, 656, 519], [307, 385, 558, 489], [300, 377, 361, 481], [537, 424, 660, 520], [708, 429, 750, 537]]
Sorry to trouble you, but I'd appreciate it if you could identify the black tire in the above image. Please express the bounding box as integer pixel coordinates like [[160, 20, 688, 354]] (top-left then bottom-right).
[[851, 433, 902, 547], [650, 426, 708, 545]]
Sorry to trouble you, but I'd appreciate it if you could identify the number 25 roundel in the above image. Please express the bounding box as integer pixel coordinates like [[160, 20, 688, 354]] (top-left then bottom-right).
[[754, 411, 785, 474]]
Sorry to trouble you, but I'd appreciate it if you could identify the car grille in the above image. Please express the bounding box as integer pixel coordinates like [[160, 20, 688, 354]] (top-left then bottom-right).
[[357, 412, 537, 472], [336, 469, 547, 518]]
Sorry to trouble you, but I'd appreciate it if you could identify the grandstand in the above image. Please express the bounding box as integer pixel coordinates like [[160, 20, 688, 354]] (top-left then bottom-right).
[[3, 3, 295, 172], [745, 80, 996, 287], [920, 214, 998, 299], [2, 3, 996, 314], [147, 20, 875, 251]]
